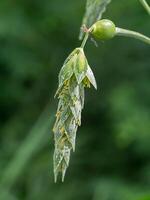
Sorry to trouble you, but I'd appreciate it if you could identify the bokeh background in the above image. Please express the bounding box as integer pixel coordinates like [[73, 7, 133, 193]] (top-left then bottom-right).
[[0, 0, 150, 199]]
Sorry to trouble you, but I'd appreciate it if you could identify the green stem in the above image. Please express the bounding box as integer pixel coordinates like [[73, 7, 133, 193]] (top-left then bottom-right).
[[116, 27, 150, 45], [139, 0, 150, 15], [80, 32, 89, 49]]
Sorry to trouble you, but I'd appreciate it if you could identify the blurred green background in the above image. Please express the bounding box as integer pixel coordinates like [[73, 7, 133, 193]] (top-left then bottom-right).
[[0, 0, 150, 199]]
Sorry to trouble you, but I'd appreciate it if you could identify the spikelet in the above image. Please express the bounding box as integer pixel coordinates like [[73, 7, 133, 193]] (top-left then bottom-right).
[[53, 48, 97, 182]]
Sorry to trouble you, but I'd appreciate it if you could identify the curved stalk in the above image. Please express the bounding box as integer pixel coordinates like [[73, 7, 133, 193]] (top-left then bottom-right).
[[139, 0, 150, 15], [116, 27, 150, 45]]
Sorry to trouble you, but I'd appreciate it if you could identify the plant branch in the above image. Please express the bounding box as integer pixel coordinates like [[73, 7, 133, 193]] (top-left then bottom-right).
[[116, 27, 150, 45], [80, 32, 89, 49], [139, 0, 150, 15]]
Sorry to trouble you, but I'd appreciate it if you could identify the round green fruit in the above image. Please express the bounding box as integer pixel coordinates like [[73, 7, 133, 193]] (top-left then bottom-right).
[[91, 19, 116, 40]]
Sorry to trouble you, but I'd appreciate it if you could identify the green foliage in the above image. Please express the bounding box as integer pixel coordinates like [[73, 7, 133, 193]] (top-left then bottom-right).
[[93, 179, 150, 200], [0, 0, 150, 199]]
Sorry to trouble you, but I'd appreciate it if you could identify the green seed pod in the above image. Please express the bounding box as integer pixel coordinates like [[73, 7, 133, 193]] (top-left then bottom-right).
[[91, 19, 116, 40]]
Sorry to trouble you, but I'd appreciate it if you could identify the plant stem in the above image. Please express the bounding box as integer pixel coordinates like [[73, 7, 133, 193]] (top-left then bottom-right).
[[116, 27, 150, 45], [139, 0, 150, 15], [80, 32, 89, 49]]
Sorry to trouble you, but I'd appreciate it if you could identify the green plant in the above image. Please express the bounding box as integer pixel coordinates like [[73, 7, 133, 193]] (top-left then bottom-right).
[[139, 0, 150, 15], [53, 0, 150, 182], [53, 48, 96, 182]]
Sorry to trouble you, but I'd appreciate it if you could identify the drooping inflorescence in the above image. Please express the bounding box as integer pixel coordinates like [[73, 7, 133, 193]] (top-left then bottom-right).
[[52, 0, 150, 183], [53, 48, 97, 182]]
